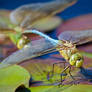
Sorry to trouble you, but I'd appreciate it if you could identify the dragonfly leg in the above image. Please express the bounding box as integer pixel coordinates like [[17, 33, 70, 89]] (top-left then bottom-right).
[[51, 61, 67, 77], [58, 72, 67, 87], [58, 76, 64, 87], [69, 66, 75, 80], [58, 65, 70, 87], [69, 66, 79, 85], [47, 61, 67, 82]]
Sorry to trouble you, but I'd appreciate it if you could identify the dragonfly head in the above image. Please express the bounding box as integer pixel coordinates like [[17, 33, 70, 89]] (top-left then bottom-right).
[[69, 52, 83, 68], [17, 36, 30, 49]]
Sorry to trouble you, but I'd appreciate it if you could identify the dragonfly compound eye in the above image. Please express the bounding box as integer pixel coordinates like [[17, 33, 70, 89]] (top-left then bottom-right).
[[69, 53, 83, 67], [17, 37, 30, 49]]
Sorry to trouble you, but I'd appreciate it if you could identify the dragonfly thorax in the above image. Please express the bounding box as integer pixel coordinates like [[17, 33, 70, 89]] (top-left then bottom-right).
[[57, 40, 84, 68]]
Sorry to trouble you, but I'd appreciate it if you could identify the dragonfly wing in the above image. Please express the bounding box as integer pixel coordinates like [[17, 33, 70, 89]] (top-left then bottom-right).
[[58, 30, 92, 45], [1, 39, 57, 65], [10, 0, 77, 27], [0, 10, 16, 34]]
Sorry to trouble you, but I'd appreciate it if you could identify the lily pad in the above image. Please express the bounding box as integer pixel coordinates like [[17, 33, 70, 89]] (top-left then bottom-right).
[[30, 84, 92, 92], [0, 65, 30, 92], [30, 85, 72, 92], [20, 57, 66, 84], [62, 85, 92, 92], [57, 14, 92, 34]]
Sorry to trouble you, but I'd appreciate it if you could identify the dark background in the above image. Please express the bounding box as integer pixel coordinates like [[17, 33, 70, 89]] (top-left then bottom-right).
[[0, 0, 91, 20]]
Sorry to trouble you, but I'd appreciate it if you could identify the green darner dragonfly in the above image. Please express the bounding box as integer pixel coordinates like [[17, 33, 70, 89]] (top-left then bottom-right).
[[0, 29, 92, 86]]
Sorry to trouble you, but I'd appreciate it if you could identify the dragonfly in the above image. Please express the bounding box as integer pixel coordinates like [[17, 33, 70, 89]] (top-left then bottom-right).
[[0, 0, 77, 50], [22, 30, 84, 84], [0, 1, 91, 91], [22, 29, 92, 86], [0, 29, 91, 90], [1, 29, 91, 85]]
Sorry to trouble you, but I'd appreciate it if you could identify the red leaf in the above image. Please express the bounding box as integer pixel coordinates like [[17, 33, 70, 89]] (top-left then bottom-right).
[[57, 14, 92, 35]]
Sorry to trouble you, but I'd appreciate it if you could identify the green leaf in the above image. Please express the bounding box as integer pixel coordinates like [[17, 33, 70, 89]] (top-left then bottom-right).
[[62, 85, 92, 92], [30, 84, 92, 92], [0, 65, 30, 92], [21, 57, 70, 86], [30, 84, 73, 92]]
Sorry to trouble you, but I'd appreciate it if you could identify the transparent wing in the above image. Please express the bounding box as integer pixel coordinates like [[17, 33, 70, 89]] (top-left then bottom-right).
[[58, 30, 92, 45], [1, 38, 58, 65], [0, 10, 16, 34], [10, 0, 77, 27]]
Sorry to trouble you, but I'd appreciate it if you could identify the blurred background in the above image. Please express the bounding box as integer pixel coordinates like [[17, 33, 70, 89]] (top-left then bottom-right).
[[0, 0, 91, 20]]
